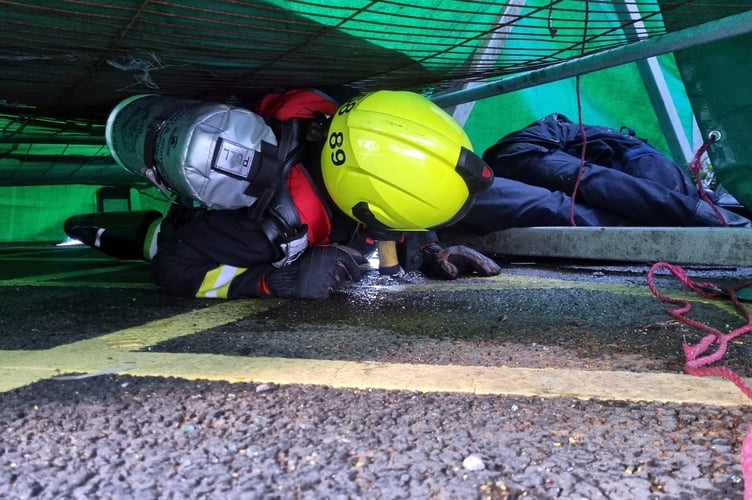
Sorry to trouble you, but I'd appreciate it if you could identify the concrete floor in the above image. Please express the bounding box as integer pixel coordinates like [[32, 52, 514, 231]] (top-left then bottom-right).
[[1, 243, 751, 498]]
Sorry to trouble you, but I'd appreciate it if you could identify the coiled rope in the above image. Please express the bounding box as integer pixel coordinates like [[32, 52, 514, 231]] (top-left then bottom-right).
[[647, 261, 752, 497]]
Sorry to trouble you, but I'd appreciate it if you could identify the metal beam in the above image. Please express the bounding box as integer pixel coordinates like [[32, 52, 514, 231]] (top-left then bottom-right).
[[432, 9, 752, 107], [442, 227, 752, 267], [0, 135, 105, 145], [0, 160, 141, 187]]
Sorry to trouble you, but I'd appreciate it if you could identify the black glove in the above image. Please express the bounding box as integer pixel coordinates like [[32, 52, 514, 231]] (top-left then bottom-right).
[[421, 244, 502, 280], [265, 245, 363, 299]]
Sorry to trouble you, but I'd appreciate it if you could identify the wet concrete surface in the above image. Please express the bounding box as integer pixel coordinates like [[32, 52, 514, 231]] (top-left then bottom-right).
[[1, 243, 752, 498], [152, 284, 743, 374]]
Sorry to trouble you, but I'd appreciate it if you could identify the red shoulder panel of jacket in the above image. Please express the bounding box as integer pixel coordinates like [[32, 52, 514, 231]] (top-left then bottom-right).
[[257, 89, 339, 122], [286, 164, 332, 246]]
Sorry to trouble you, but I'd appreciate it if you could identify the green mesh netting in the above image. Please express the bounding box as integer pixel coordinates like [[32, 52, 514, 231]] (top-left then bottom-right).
[[3, 0, 743, 242]]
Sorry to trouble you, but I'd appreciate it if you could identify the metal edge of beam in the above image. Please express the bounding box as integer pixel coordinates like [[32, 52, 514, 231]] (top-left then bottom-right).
[[441, 227, 752, 267], [0, 135, 106, 145], [0, 169, 144, 187], [432, 9, 752, 107]]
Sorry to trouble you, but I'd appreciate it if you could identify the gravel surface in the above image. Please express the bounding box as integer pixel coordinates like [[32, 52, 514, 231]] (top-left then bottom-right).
[[0, 376, 747, 499]]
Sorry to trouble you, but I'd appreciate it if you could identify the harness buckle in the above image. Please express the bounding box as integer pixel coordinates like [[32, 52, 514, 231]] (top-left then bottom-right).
[[272, 226, 309, 268]]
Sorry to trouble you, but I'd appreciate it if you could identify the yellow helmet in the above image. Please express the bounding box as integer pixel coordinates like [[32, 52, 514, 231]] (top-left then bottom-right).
[[321, 90, 493, 232]]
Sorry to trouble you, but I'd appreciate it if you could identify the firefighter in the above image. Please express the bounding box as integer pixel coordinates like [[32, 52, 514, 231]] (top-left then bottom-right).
[[64, 89, 502, 300]]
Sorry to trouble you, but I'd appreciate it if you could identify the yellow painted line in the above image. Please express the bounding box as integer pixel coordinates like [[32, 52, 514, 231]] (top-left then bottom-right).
[[0, 296, 749, 407], [103, 356, 752, 407], [2, 271, 726, 312], [0, 300, 277, 390], [399, 274, 740, 313], [2, 349, 750, 407], [1, 273, 748, 407], [406, 273, 697, 297]]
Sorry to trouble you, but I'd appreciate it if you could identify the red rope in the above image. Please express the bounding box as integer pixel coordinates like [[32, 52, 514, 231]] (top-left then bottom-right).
[[687, 132, 727, 226], [647, 261, 752, 496], [569, 0, 589, 227], [569, 90, 587, 227], [647, 262, 752, 384]]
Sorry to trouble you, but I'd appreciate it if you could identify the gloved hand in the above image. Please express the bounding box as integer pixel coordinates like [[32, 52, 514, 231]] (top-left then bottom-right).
[[265, 245, 363, 299], [421, 244, 502, 280]]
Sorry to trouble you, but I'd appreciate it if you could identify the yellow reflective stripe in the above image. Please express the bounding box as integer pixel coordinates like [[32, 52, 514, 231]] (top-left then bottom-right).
[[197, 265, 246, 299]]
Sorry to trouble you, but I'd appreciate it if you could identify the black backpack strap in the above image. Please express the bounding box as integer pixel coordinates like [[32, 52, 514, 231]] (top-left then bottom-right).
[[245, 118, 307, 218], [245, 141, 287, 219], [259, 187, 309, 268], [252, 119, 313, 267]]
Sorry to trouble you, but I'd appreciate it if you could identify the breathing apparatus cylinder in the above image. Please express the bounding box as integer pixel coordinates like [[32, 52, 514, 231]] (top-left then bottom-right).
[[105, 94, 278, 210]]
